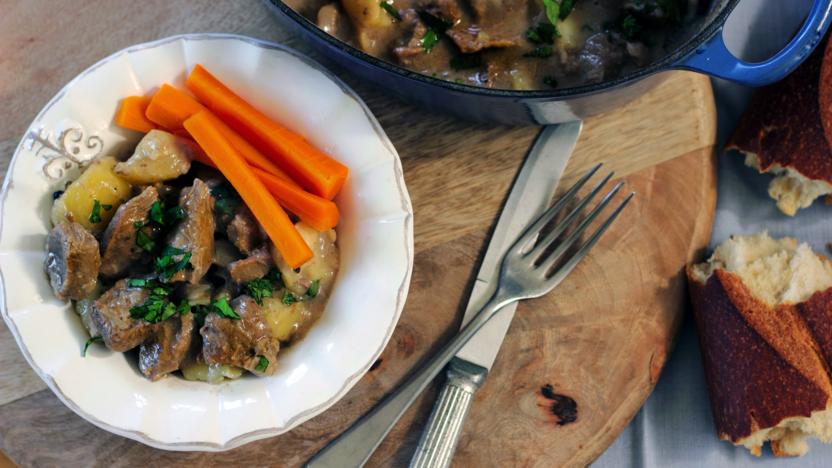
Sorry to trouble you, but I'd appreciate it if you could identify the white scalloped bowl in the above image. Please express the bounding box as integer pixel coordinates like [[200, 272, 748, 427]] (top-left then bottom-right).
[[0, 34, 413, 451]]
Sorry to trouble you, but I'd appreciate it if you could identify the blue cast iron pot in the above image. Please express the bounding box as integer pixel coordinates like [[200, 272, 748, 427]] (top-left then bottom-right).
[[266, 0, 832, 125]]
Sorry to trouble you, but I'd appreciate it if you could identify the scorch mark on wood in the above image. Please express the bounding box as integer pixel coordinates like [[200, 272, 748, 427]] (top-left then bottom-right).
[[539, 384, 578, 426]]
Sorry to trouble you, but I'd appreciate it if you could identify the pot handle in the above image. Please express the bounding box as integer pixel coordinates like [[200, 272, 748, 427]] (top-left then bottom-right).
[[676, 0, 832, 86]]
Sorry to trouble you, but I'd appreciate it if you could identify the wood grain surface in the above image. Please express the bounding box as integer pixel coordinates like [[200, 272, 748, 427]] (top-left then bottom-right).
[[0, 0, 716, 466]]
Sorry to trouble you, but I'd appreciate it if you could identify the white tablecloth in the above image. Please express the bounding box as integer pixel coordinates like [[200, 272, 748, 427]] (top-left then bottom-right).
[[593, 1, 832, 465]]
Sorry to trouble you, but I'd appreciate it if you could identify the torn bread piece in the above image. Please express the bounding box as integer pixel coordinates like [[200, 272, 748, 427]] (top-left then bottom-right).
[[727, 35, 832, 216], [688, 232, 832, 456]]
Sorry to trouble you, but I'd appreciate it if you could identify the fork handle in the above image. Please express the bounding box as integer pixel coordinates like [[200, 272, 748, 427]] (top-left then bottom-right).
[[410, 358, 488, 468], [305, 292, 514, 468]]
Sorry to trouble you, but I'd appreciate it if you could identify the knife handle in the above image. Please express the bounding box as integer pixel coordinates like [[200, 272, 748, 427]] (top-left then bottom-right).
[[410, 358, 488, 468]]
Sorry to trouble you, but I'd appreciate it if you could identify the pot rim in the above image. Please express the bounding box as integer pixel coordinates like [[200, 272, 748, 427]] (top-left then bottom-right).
[[266, 0, 740, 98]]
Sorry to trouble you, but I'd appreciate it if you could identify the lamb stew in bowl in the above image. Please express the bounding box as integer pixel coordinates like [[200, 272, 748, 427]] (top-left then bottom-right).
[[45, 64, 347, 384]]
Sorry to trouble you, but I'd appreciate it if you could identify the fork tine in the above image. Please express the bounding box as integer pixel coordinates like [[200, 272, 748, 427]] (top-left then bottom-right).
[[509, 163, 603, 255], [535, 181, 624, 273], [542, 192, 635, 289], [527, 171, 614, 261]]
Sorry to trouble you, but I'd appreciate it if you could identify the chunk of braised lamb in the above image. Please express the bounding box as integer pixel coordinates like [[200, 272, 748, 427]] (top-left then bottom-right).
[[99, 186, 158, 278], [139, 312, 194, 381], [167, 179, 215, 284], [200, 296, 279, 376], [44, 221, 101, 301]]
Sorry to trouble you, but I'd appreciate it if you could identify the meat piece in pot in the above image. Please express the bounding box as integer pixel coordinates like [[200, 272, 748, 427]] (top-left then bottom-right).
[[565, 32, 626, 83], [168, 179, 215, 284], [227, 247, 272, 284], [394, 17, 430, 66], [200, 296, 280, 376], [99, 186, 158, 278], [447, 28, 516, 53], [227, 209, 261, 256], [90, 279, 155, 352], [139, 312, 194, 381], [44, 222, 101, 301]]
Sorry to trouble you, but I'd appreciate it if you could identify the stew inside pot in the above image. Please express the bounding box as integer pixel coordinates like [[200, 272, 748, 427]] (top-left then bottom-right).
[[287, 0, 707, 90]]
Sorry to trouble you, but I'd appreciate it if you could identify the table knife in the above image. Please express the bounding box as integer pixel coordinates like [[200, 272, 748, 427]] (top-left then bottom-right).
[[305, 122, 582, 468], [410, 121, 582, 468]]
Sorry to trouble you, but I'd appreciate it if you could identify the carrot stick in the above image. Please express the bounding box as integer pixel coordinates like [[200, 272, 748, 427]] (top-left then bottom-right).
[[252, 166, 340, 231], [186, 64, 348, 200], [184, 111, 313, 268], [145, 84, 203, 130], [145, 84, 300, 188], [191, 151, 339, 231], [114, 96, 156, 133]]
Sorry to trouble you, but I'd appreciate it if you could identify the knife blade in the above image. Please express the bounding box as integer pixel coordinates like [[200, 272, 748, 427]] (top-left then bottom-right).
[[410, 121, 582, 468]]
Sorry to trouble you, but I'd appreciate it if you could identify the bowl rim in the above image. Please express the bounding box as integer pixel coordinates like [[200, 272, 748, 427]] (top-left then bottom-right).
[[0, 32, 414, 451], [266, 0, 740, 98]]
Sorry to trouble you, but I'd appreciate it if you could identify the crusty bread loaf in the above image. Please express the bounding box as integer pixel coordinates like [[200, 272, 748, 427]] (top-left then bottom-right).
[[688, 232, 832, 456], [726, 36, 832, 216]]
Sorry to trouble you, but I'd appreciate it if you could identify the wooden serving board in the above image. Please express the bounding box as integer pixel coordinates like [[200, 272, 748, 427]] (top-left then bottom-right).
[[0, 0, 716, 466]]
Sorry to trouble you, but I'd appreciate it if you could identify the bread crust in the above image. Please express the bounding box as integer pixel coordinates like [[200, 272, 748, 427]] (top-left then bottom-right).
[[727, 35, 832, 183], [797, 288, 832, 369], [687, 267, 831, 447], [818, 35, 832, 150]]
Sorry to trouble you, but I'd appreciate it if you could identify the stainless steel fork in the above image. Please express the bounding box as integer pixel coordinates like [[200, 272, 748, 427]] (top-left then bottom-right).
[[306, 165, 634, 468]]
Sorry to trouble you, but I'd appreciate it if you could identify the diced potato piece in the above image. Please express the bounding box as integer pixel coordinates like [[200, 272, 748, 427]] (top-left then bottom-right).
[[181, 361, 243, 384], [342, 0, 392, 28], [271, 222, 339, 296], [113, 130, 194, 184], [51, 157, 131, 232], [262, 296, 310, 342]]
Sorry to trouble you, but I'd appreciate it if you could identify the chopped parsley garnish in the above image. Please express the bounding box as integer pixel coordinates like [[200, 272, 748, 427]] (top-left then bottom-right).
[[265, 267, 283, 286], [127, 278, 151, 288], [418, 11, 450, 53], [211, 185, 241, 216], [212, 298, 240, 320], [380, 1, 401, 21], [282, 290, 300, 305], [136, 229, 156, 252], [191, 299, 240, 321], [82, 336, 103, 357], [128, 282, 188, 323], [306, 279, 321, 298], [541, 0, 561, 31], [559, 0, 574, 20], [255, 355, 269, 372], [89, 200, 103, 224], [621, 14, 641, 40], [421, 29, 441, 53], [543, 75, 559, 88], [177, 299, 190, 315], [155, 245, 192, 280], [166, 205, 185, 224], [539, 0, 574, 33], [243, 278, 274, 305], [149, 200, 185, 226], [149, 201, 165, 224], [523, 46, 554, 58], [102, 203, 113, 211], [526, 22, 556, 44], [450, 53, 483, 70]]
